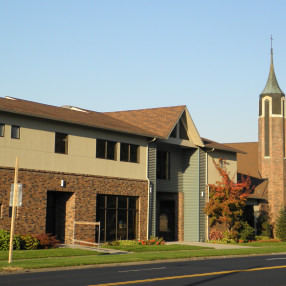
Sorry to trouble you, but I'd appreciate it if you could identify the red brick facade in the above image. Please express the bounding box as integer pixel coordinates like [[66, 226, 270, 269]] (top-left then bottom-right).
[[0, 167, 148, 243]]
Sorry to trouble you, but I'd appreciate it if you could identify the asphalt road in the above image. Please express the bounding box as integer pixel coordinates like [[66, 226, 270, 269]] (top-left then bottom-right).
[[1, 254, 286, 286]]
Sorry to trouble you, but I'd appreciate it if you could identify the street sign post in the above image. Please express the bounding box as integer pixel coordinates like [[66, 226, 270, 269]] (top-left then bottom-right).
[[8, 157, 19, 264]]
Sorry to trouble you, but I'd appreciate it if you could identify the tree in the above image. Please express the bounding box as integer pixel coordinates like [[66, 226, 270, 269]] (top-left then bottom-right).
[[276, 208, 286, 241], [204, 159, 252, 239]]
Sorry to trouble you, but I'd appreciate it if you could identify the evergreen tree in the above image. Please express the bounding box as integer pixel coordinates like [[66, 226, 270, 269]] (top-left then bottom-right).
[[276, 208, 286, 241]]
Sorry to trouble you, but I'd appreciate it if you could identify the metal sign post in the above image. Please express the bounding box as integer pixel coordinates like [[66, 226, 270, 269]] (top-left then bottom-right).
[[8, 157, 19, 264]]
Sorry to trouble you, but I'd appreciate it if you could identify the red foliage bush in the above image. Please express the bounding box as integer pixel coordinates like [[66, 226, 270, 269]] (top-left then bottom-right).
[[35, 233, 60, 249], [209, 230, 224, 241]]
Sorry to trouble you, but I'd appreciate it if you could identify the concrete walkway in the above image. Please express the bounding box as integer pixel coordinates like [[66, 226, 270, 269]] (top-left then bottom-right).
[[60, 244, 129, 254], [166, 241, 253, 249]]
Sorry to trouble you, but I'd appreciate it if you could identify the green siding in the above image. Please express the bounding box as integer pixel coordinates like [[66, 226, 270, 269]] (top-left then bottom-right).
[[147, 143, 157, 238], [199, 149, 206, 241], [183, 148, 200, 241], [156, 144, 183, 193]]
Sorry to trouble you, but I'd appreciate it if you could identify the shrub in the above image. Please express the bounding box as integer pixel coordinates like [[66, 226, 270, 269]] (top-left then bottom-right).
[[20, 234, 40, 250], [239, 221, 255, 242], [209, 230, 223, 241], [0, 230, 21, 251], [35, 233, 60, 249], [276, 209, 286, 241], [257, 210, 273, 238]]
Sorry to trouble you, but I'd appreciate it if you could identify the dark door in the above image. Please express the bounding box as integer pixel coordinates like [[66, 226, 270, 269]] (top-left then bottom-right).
[[46, 191, 71, 243], [159, 200, 175, 241]]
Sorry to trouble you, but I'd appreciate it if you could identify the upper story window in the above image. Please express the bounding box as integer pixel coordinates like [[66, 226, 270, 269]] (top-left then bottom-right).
[[96, 139, 117, 160], [120, 143, 139, 163], [0, 124, 4, 137], [55, 132, 68, 154], [11, 126, 20, 139], [157, 151, 170, 180]]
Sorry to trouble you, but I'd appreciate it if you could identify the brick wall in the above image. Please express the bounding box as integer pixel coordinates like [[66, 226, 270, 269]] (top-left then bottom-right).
[[259, 116, 286, 223], [0, 167, 148, 243]]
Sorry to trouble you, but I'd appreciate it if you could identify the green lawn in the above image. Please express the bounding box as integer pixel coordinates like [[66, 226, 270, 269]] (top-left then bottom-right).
[[1, 242, 286, 271], [102, 244, 210, 252]]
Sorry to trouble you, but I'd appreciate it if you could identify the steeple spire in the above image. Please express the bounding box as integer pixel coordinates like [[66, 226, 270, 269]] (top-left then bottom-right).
[[261, 36, 284, 95]]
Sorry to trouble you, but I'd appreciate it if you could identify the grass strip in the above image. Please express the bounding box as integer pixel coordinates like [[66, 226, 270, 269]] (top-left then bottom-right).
[[0, 248, 100, 261], [102, 244, 211, 252], [1, 245, 286, 270]]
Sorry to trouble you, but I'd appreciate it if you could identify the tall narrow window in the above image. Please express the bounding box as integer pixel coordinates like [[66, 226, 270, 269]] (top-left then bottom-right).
[[0, 124, 4, 137], [120, 143, 139, 163], [282, 100, 285, 158], [96, 139, 116, 160], [55, 133, 68, 154], [157, 151, 170, 180], [264, 100, 270, 157], [11, 125, 20, 139]]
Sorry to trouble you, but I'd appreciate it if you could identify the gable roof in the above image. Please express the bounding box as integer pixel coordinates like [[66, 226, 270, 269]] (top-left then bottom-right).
[[105, 106, 204, 146], [105, 105, 186, 138], [0, 97, 158, 138]]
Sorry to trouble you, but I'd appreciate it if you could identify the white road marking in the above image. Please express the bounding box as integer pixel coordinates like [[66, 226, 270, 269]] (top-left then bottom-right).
[[266, 257, 286, 261], [118, 267, 166, 273]]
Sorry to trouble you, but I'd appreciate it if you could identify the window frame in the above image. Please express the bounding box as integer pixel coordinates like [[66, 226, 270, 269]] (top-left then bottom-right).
[[55, 132, 68, 154], [11, 125, 20, 139], [156, 150, 170, 180], [120, 143, 139, 163], [0, 124, 4, 137], [96, 139, 117, 160]]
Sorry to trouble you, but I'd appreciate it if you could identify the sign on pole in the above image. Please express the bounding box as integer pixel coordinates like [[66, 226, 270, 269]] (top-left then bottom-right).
[[9, 184, 22, 207]]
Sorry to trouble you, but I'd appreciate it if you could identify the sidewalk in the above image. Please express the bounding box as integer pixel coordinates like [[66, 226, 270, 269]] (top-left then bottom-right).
[[61, 244, 129, 254], [166, 241, 254, 249]]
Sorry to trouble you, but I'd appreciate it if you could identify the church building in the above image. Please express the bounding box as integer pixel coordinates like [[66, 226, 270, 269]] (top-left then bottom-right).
[[227, 47, 286, 231]]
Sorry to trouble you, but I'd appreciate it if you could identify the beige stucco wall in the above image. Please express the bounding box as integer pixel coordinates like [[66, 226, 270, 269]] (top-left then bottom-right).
[[0, 113, 148, 180], [207, 150, 237, 185]]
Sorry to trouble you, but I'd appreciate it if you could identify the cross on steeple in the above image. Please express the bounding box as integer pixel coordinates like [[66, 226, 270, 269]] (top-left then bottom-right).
[[270, 35, 274, 53]]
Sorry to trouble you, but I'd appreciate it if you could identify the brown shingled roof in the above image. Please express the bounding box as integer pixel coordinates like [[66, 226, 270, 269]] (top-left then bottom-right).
[[0, 97, 158, 138], [201, 138, 245, 154], [105, 105, 186, 139], [224, 142, 259, 178]]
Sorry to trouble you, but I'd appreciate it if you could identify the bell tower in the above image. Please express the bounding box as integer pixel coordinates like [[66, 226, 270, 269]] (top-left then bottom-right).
[[258, 41, 286, 222]]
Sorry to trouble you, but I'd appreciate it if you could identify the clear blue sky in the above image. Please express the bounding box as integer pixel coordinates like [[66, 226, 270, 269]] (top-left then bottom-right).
[[1, 1, 285, 143]]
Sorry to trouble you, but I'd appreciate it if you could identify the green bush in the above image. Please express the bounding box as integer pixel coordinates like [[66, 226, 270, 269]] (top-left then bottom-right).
[[20, 234, 40, 250], [0, 229, 21, 250], [276, 209, 286, 241], [257, 210, 273, 238], [239, 221, 255, 241]]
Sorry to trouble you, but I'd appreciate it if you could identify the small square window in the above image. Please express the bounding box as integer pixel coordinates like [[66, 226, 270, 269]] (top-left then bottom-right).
[[0, 124, 4, 137], [96, 139, 116, 160], [11, 126, 20, 139], [120, 143, 139, 163]]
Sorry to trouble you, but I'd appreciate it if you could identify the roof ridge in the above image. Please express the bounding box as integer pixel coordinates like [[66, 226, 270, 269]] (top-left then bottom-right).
[[104, 105, 186, 114], [0, 97, 160, 138]]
